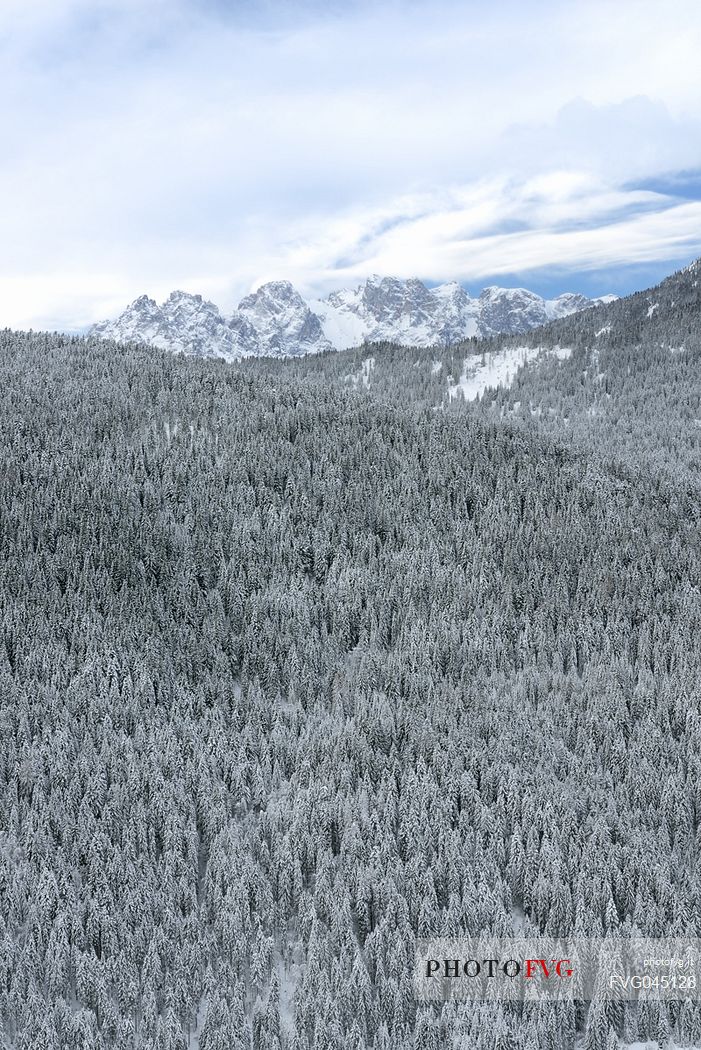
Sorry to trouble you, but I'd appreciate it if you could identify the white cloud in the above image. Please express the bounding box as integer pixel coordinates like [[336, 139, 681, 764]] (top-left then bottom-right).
[[1, 0, 701, 327], [246, 177, 701, 293]]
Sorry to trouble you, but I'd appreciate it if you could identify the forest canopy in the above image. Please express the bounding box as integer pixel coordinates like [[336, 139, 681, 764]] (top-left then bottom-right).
[[1, 316, 700, 1049]]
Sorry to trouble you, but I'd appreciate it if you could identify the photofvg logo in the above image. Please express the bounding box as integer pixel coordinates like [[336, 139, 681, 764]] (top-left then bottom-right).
[[415, 938, 701, 1002], [426, 957, 574, 980]]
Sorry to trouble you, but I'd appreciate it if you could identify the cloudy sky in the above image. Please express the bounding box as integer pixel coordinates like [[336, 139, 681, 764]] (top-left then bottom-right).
[[2, 0, 701, 330]]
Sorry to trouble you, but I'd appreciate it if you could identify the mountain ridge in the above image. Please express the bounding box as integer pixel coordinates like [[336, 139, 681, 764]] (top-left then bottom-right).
[[90, 276, 615, 361]]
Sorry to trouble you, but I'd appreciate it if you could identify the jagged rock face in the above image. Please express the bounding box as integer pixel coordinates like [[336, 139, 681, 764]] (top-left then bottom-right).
[[325, 276, 466, 346], [90, 291, 259, 361], [429, 282, 481, 344], [478, 286, 605, 336], [237, 281, 332, 357], [547, 292, 593, 318], [90, 277, 613, 359], [478, 287, 551, 337], [159, 291, 260, 359], [319, 278, 610, 347], [358, 276, 436, 325], [90, 294, 168, 347]]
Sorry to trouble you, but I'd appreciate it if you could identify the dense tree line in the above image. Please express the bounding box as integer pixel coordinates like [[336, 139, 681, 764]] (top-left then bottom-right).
[[266, 258, 701, 484], [1, 318, 700, 1048]]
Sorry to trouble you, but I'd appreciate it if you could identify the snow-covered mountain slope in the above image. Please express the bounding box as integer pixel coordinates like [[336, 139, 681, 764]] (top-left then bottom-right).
[[311, 276, 480, 348], [91, 277, 613, 359], [237, 280, 333, 357], [91, 284, 332, 361], [313, 277, 613, 349], [90, 291, 260, 361]]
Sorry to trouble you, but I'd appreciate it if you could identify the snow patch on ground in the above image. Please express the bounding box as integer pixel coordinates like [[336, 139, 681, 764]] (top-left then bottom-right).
[[647, 302, 659, 318], [431, 360, 443, 374], [345, 356, 375, 389], [595, 325, 611, 338], [277, 955, 303, 1043], [188, 996, 208, 1048], [620, 1042, 696, 1049], [448, 346, 542, 401], [447, 344, 570, 401]]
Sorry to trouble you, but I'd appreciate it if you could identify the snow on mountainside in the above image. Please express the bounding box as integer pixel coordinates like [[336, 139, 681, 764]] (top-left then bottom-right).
[[90, 277, 614, 360], [237, 281, 333, 357], [314, 275, 481, 348], [313, 276, 613, 349], [90, 291, 261, 361]]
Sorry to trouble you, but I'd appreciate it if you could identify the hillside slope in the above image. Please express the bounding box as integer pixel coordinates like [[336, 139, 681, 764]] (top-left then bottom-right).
[[265, 258, 701, 479], [1, 328, 701, 1048]]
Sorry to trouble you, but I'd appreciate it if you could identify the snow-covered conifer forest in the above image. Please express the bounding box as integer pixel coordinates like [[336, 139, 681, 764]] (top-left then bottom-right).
[[1, 260, 701, 1049]]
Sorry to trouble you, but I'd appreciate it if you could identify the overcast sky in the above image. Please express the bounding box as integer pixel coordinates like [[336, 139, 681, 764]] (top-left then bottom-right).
[[2, 0, 701, 330]]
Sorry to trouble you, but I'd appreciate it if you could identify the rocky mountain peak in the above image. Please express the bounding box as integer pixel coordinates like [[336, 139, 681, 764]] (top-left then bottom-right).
[[90, 274, 613, 359]]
